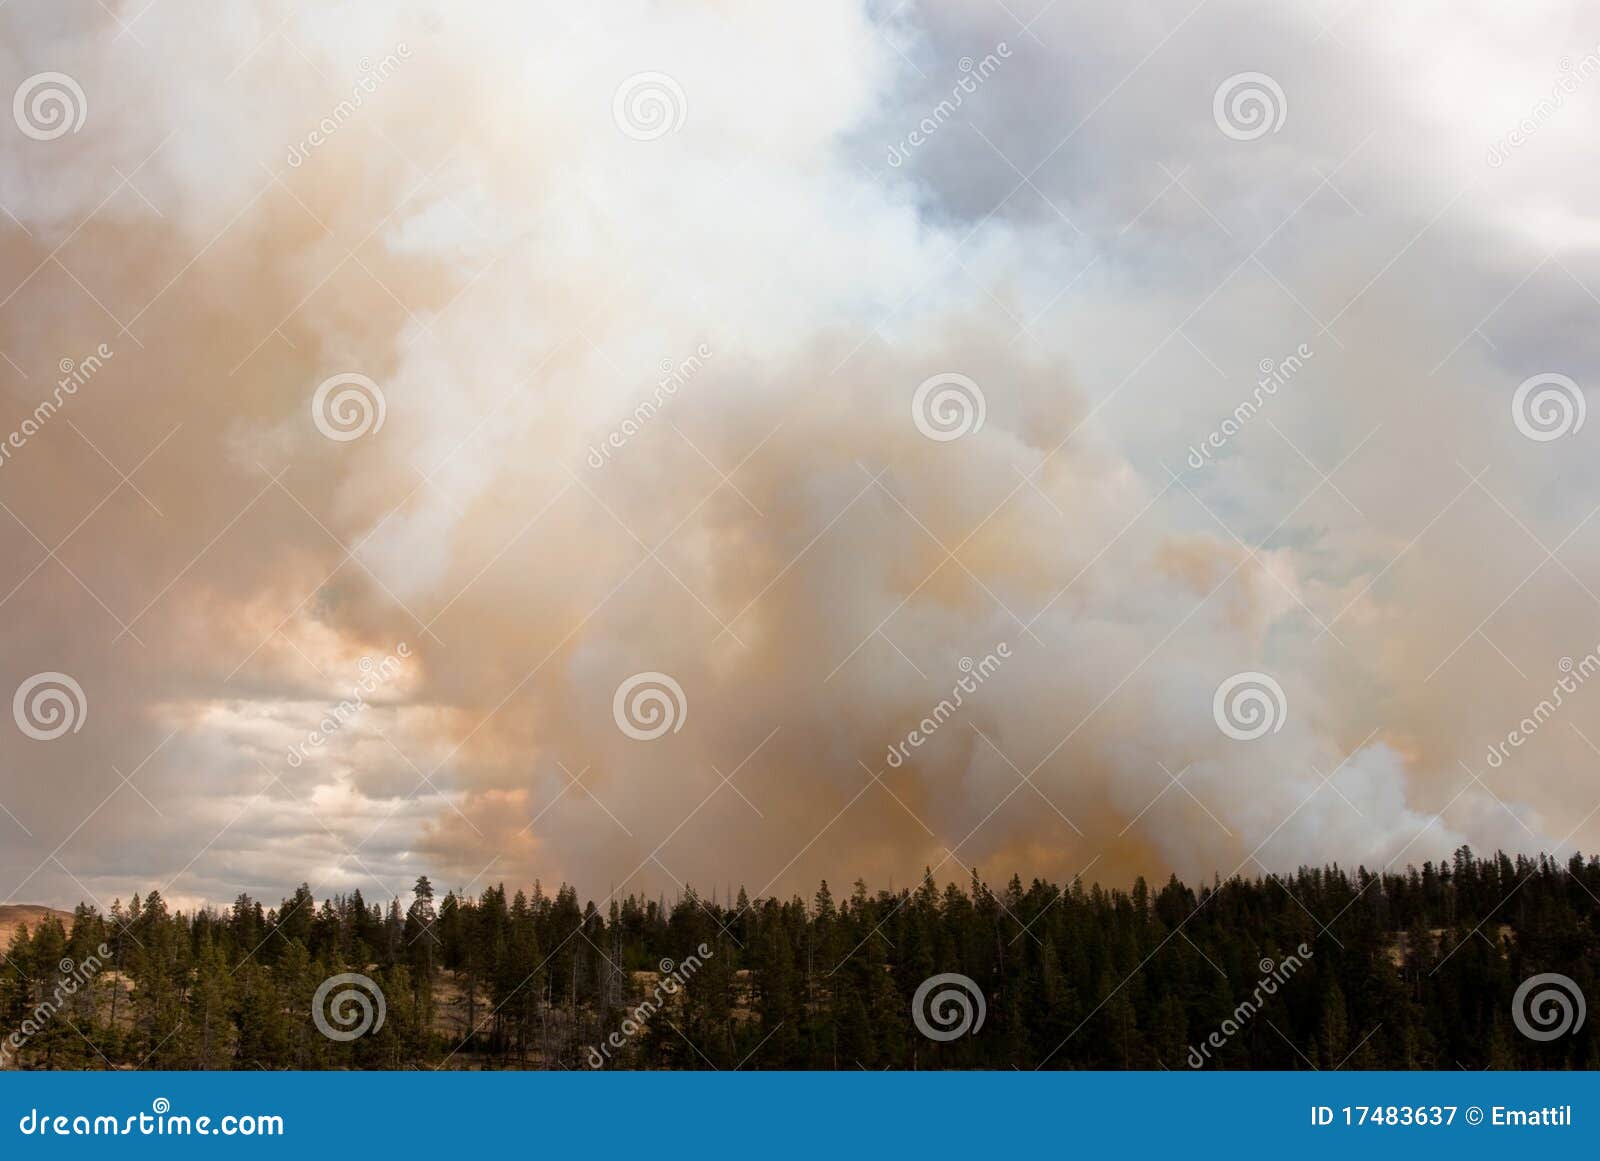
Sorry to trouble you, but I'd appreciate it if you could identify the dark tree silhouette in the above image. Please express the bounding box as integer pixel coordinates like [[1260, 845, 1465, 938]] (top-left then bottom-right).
[[0, 847, 1594, 1070]]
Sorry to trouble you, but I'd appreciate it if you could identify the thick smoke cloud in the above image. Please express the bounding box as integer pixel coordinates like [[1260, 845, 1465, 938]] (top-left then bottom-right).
[[0, 0, 1596, 912]]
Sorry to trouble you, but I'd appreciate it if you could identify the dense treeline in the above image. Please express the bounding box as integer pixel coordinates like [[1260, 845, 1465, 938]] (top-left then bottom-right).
[[1, 846, 1596, 1069]]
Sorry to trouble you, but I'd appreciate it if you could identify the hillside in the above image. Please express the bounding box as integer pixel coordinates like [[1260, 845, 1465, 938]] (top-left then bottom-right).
[[0, 904, 73, 953]]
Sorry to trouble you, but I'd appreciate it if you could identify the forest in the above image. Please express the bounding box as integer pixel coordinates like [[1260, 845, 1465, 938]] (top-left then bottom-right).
[[1, 846, 1595, 1070]]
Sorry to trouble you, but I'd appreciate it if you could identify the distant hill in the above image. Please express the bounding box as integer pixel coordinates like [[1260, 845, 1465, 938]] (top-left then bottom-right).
[[0, 904, 72, 953]]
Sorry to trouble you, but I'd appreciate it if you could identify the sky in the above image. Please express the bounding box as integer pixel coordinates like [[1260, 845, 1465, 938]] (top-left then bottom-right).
[[2, 0, 1600, 915]]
